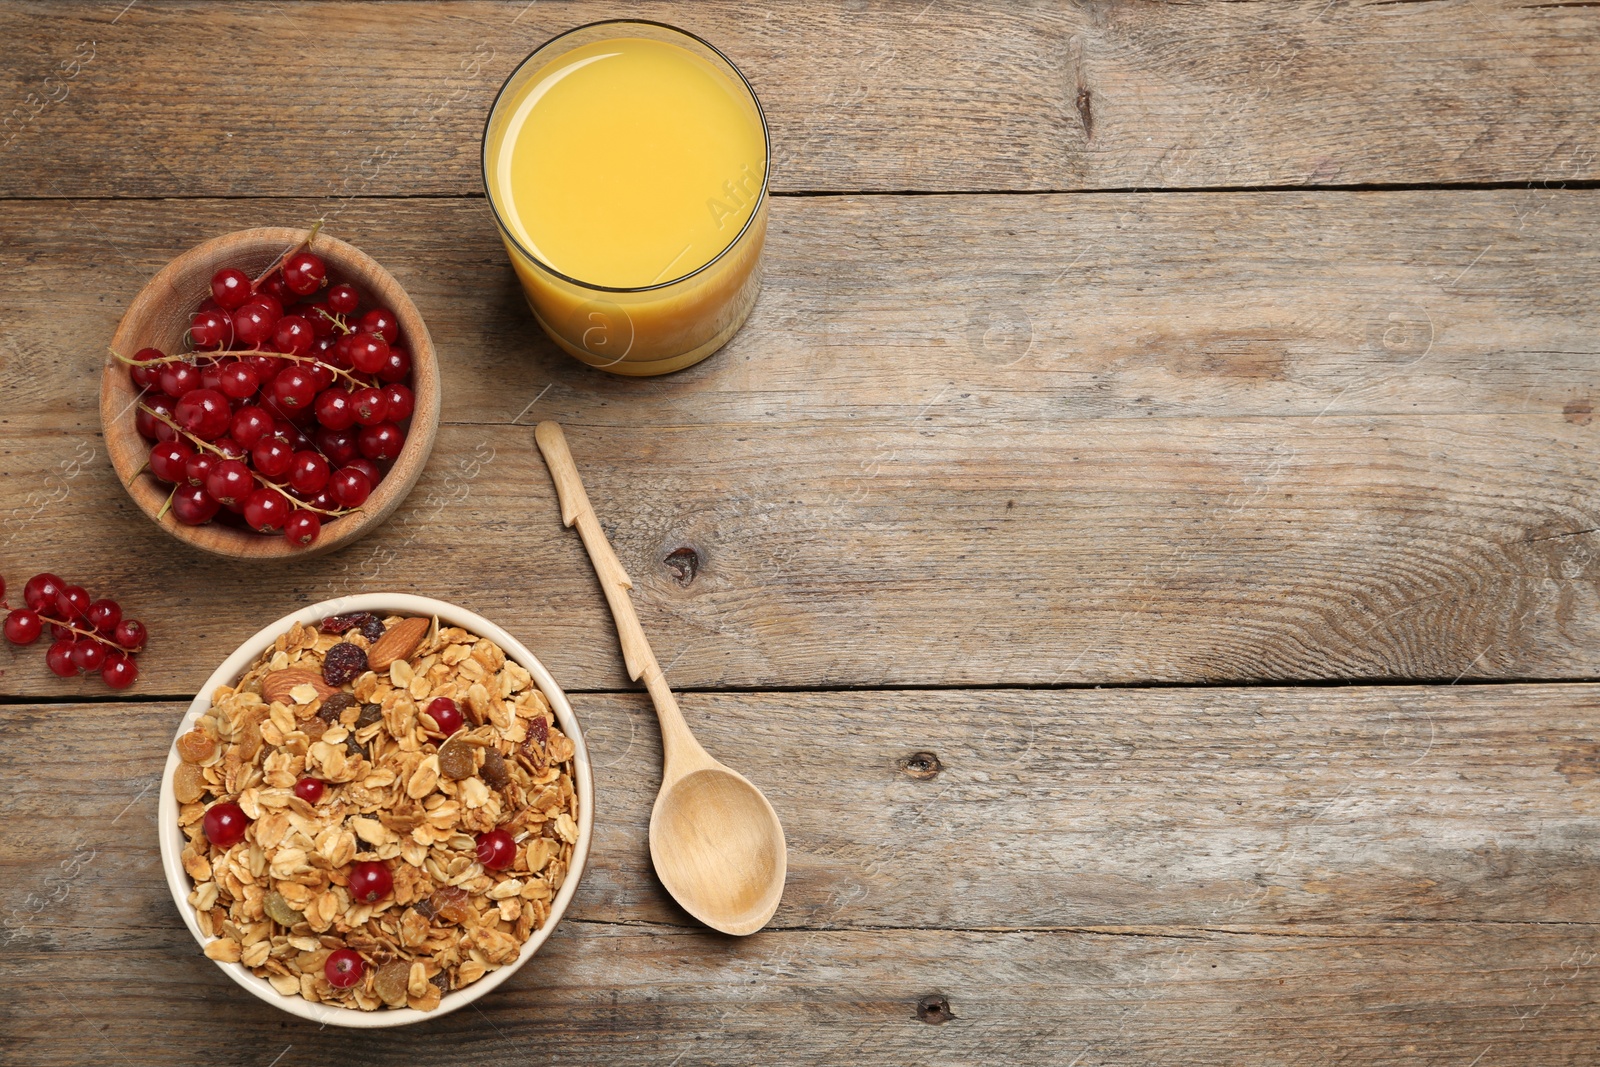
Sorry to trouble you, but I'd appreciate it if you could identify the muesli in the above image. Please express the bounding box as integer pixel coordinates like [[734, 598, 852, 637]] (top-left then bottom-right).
[[174, 611, 577, 1011]]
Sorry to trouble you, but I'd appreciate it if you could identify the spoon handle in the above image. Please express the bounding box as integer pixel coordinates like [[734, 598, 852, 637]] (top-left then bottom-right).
[[535, 421, 708, 767]]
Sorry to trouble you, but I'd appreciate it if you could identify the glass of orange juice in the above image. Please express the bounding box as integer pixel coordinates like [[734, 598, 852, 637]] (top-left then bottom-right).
[[482, 21, 770, 376]]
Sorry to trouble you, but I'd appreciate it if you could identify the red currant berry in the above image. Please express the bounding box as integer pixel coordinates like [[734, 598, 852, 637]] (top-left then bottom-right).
[[347, 861, 392, 903], [71, 639, 106, 673], [56, 585, 91, 621], [260, 272, 292, 305], [347, 333, 389, 375], [4, 609, 43, 645], [245, 352, 286, 382], [149, 439, 195, 483], [425, 697, 463, 736], [251, 436, 295, 479], [211, 267, 253, 309], [377, 346, 411, 384], [316, 426, 362, 467], [243, 488, 290, 532], [345, 456, 382, 487], [158, 362, 201, 398], [229, 405, 275, 449], [23, 573, 65, 612], [199, 360, 226, 392], [273, 314, 315, 356], [174, 388, 232, 440], [358, 422, 404, 463], [283, 509, 321, 547], [381, 383, 414, 422], [232, 303, 279, 349], [330, 468, 372, 508], [135, 395, 179, 442], [282, 251, 327, 296], [217, 360, 260, 400], [101, 651, 138, 689], [45, 639, 78, 677], [359, 308, 400, 345], [213, 436, 247, 462], [292, 777, 325, 804], [475, 828, 517, 871], [129, 347, 165, 390], [183, 452, 217, 489], [202, 800, 250, 849], [171, 484, 221, 526], [271, 366, 318, 411], [324, 949, 364, 989], [287, 451, 330, 495], [86, 599, 122, 634], [205, 459, 255, 507], [306, 488, 338, 512], [113, 619, 147, 652], [314, 388, 356, 431], [351, 387, 388, 426], [326, 283, 360, 315], [190, 308, 233, 350]]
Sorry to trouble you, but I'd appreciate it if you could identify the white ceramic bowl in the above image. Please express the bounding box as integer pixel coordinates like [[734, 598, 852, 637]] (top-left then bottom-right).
[[158, 593, 593, 1027]]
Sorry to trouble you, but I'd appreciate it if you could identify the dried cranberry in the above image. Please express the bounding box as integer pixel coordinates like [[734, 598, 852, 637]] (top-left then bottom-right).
[[320, 611, 381, 638], [322, 641, 368, 685]]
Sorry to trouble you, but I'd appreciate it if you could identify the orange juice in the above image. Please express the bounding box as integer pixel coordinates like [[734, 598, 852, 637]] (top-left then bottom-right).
[[483, 24, 769, 375]]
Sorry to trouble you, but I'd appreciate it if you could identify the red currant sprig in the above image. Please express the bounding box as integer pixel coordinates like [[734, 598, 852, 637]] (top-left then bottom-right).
[[2, 571, 146, 689]]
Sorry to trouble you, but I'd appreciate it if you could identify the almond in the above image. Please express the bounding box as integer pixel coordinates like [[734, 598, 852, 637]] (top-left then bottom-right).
[[367, 616, 429, 672], [262, 668, 338, 705]]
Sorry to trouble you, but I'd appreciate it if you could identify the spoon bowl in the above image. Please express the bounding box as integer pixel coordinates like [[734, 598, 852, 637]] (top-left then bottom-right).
[[651, 765, 787, 936]]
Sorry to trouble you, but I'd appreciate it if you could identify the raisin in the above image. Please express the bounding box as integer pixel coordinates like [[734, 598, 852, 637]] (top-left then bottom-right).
[[323, 642, 368, 685], [438, 735, 475, 781], [345, 732, 366, 761], [373, 959, 411, 1008], [359, 616, 385, 641], [264, 891, 303, 927], [413, 896, 437, 920], [320, 611, 378, 635], [317, 692, 356, 723], [480, 749, 509, 788], [427, 885, 471, 925], [356, 702, 383, 729], [431, 970, 451, 994]]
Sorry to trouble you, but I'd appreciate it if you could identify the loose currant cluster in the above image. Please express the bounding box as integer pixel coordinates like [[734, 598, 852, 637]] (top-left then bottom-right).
[[118, 238, 415, 547], [1, 571, 146, 688]]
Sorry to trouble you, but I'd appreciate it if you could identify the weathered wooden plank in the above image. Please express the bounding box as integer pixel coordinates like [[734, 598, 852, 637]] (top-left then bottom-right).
[[4, 921, 1598, 1066], [6, 686, 1600, 939], [3, 190, 1598, 692], [0, 0, 1594, 197], [5, 190, 1599, 436]]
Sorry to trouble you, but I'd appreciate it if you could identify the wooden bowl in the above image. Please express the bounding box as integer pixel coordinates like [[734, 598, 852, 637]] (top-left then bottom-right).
[[102, 227, 441, 560]]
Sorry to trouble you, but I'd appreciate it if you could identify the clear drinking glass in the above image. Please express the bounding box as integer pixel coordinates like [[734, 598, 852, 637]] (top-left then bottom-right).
[[482, 21, 771, 376]]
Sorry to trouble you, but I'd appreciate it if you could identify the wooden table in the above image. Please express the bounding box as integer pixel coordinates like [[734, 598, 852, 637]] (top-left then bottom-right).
[[3, 2, 1598, 1063]]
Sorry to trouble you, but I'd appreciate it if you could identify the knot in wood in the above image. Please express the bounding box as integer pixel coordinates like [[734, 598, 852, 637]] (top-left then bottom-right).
[[898, 751, 942, 780], [663, 545, 700, 587], [916, 994, 954, 1024]]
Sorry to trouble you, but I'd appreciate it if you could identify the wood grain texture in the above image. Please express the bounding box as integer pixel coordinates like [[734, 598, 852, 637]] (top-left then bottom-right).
[[6, 686, 1600, 940], [0, 0, 1595, 197], [5, 687, 1600, 1062], [2, 191, 1599, 693], [7, 921, 1599, 1066]]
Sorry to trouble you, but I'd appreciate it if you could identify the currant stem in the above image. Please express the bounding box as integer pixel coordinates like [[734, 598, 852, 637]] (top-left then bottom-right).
[[111, 347, 376, 389], [135, 403, 359, 518], [156, 483, 177, 521], [251, 219, 325, 290], [36, 612, 140, 653]]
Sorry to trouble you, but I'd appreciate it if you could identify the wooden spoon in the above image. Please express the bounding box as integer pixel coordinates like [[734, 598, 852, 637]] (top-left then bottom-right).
[[535, 421, 787, 936]]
